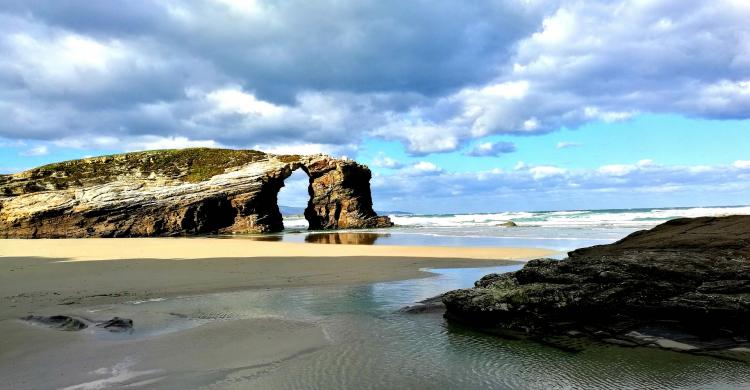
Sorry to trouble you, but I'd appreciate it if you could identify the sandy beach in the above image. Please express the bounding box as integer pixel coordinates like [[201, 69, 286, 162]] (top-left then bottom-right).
[[0, 238, 553, 319], [0, 239, 553, 389]]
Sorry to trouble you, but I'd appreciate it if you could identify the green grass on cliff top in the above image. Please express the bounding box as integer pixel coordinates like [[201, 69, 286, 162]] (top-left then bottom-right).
[[1, 148, 301, 195]]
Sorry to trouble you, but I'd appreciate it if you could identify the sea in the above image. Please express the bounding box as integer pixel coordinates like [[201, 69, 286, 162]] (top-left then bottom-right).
[[276, 205, 750, 253]]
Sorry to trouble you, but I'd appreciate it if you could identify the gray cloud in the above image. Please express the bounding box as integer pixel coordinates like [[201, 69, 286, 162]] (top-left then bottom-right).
[[0, 0, 747, 155], [0, 1, 541, 99], [369, 0, 750, 153]]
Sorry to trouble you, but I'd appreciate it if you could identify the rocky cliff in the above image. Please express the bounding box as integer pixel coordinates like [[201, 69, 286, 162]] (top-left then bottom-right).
[[443, 216, 750, 355], [0, 148, 392, 238]]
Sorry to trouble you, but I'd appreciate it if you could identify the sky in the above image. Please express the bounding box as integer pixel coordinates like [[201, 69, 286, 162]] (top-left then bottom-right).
[[1, 0, 749, 213]]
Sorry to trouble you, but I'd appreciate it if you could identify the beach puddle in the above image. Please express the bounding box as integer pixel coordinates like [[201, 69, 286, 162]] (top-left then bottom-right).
[[7, 265, 750, 389]]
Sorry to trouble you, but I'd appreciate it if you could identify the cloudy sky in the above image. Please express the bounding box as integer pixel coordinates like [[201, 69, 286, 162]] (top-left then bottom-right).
[[1, 0, 749, 213]]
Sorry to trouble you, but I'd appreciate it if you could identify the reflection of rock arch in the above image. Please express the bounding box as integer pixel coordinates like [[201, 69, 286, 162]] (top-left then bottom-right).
[[304, 232, 388, 245]]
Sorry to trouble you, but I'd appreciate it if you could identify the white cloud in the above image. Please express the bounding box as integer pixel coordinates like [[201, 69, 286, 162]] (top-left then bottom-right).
[[254, 143, 357, 157], [529, 165, 567, 179], [204, 87, 284, 117], [734, 160, 750, 169], [402, 161, 443, 175], [637, 159, 654, 167], [19, 145, 48, 156], [371, 154, 403, 169], [513, 160, 568, 179], [374, 121, 460, 155], [130, 136, 220, 151], [556, 141, 581, 149], [467, 141, 517, 157], [598, 164, 637, 177]]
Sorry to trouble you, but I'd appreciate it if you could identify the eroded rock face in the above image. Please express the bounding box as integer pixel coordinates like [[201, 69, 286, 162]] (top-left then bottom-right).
[[0, 148, 392, 238], [443, 216, 750, 354]]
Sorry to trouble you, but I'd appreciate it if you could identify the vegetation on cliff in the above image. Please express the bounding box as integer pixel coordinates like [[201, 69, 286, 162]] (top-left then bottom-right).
[[1, 148, 270, 196]]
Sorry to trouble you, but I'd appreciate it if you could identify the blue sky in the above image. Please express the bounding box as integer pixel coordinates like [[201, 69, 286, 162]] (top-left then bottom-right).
[[1, 1, 749, 213]]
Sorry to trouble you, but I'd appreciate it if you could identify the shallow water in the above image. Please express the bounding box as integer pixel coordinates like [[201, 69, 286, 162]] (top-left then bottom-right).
[[229, 226, 633, 251], [75, 265, 750, 389], [268, 205, 750, 251]]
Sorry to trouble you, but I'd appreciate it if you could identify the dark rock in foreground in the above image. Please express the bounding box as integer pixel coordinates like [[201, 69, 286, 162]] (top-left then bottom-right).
[[22, 315, 88, 331], [96, 317, 133, 332], [0, 148, 391, 238], [399, 295, 445, 314], [443, 216, 750, 355], [22, 315, 134, 333]]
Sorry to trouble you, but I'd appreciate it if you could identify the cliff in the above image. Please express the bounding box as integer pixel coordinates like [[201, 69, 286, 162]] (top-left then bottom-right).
[[443, 216, 750, 355], [0, 148, 392, 238]]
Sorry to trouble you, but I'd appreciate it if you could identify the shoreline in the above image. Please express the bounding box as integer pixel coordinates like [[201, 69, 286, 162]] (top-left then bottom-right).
[[0, 239, 554, 320], [0, 237, 555, 262]]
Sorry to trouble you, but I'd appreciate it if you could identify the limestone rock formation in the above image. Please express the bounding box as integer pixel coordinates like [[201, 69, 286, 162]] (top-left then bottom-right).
[[443, 216, 750, 354], [0, 148, 392, 238]]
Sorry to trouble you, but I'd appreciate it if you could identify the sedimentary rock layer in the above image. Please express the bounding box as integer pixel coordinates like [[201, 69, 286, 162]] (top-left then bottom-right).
[[443, 216, 750, 353], [0, 148, 392, 238]]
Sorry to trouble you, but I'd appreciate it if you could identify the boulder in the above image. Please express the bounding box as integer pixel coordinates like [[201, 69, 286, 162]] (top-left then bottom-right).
[[0, 148, 392, 238]]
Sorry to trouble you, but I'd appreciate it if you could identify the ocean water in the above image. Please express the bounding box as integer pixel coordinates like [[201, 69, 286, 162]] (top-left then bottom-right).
[[53, 265, 750, 389], [271, 205, 750, 252]]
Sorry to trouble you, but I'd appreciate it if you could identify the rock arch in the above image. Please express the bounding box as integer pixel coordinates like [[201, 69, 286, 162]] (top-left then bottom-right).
[[0, 149, 392, 238], [294, 155, 391, 231]]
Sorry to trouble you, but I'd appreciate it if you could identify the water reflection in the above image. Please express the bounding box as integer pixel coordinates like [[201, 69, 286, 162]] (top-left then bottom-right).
[[235, 234, 284, 242], [221, 225, 629, 251], [72, 265, 750, 389], [304, 232, 388, 245]]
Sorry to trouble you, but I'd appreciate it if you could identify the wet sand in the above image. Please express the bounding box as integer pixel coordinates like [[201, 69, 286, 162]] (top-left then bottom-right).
[[0, 239, 553, 389], [0, 237, 553, 261], [0, 238, 553, 319]]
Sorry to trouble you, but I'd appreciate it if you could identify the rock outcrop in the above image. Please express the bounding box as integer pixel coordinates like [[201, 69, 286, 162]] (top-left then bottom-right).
[[22, 315, 134, 333], [22, 315, 88, 331], [0, 148, 392, 238], [443, 216, 750, 354]]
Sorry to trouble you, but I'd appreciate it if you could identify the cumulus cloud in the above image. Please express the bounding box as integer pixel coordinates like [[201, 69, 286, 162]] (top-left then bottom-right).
[[467, 141, 517, 157], [0, 0, 748, 155], [402, 161, 443, 176], [393, 1, 750, 150]]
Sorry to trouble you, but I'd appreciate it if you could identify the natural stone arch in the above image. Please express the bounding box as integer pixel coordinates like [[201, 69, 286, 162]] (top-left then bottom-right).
[[0, 149, 392, 238], [249, 155, 393, 233], [297, 156, 391, 231]]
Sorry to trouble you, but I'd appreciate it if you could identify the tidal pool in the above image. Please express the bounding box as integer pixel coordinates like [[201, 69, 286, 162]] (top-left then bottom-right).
[[49, 264, 750, 389]]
